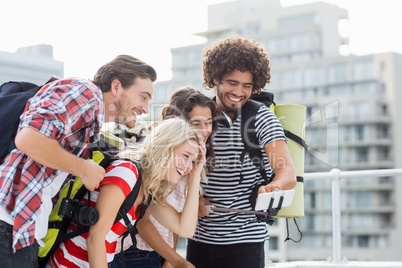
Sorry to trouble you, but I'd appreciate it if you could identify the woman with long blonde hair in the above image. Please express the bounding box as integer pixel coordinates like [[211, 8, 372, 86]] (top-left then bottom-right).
[[48, 117, 206, 268]]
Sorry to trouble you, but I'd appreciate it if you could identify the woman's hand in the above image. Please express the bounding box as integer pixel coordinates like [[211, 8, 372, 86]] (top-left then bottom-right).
[[190, 140, 206, 178]]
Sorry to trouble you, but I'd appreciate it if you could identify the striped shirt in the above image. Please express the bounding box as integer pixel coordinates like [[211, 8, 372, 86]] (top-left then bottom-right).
[[49, 160, 141, 268], [0, 78, 104, 251], [193, 104, 285, 244]]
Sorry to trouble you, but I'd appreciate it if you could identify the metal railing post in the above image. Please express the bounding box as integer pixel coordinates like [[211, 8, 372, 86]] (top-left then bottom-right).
[[330, 168, 342, 262]]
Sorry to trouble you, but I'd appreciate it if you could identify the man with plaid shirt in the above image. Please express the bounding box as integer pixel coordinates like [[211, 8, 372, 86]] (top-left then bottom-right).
[[0, 55, 156, 267]]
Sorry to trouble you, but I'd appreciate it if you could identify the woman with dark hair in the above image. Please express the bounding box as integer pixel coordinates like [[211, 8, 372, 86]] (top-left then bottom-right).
[[162, 86, 218, 174]]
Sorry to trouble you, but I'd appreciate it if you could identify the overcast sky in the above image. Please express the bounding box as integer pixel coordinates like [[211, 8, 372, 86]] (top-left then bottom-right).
[[1, 0, 402, 82]]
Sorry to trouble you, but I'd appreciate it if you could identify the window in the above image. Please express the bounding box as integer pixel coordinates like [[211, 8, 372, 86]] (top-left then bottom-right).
[[349, 214, 374, 232], [280, 69, 301, 88], [271, 55, 288, 65], [305, 214, 316, 231], [291, 52, 311, 62], [290, 33, 311, 51], [268, 36, 288, 53], [377, 146, 390, 161], [353, 59, 373, 81], [185, 49, 201, 65], [281, 90, 303, 101], [172, 52, 182, 67], [246, 21, 260, 34], [378, 191, 392, 207], [378, 176, 393, 184], [329, 63, 348, 83], [325, 102, 339, 120], [305, 192, 316, 209], [306, 105, 320, 124], [350, 125, 369, 141], [350, 192, 371, 207], [356, 147, 369, 162], [354, 82, 376, 94], [312, 33, 322, 49], [349, 147, 369, 163], [377, 103, 388, 116], [305, 128, 319, 147], [379, 214, 392, 229], [305, 151, 318, 165], [380, 61, 386, 72], [304, 66, 325, 86], [326, 125, 339, 144], [376, 124, 389, 138], [357, 235, 370, 247], [348, 101, 370, 119]]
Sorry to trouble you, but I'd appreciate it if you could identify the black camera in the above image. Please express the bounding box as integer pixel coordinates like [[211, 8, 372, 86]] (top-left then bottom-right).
[[58, 197, 99, 226]]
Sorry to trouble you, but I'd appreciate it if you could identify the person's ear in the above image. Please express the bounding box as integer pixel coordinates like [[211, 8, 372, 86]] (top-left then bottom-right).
[[110, 79, 121, 97], [213, 79, 218, 85]]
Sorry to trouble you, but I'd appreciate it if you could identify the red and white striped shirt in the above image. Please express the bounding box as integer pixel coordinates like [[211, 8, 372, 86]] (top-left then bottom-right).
[[49, 160, 141, 268]]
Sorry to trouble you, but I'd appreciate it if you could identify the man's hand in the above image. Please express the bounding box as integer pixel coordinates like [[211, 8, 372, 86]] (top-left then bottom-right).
[[78, 159, 105, 191], [198, 196, 211, 217], [258, 183, 281, 194]]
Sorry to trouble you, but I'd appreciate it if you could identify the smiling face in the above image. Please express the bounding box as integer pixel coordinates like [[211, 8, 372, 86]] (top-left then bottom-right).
[[113, 77, 153, 128], [188, 105, 213, 143], [214, 69, 253, 114], [166, 139, 199, 184]]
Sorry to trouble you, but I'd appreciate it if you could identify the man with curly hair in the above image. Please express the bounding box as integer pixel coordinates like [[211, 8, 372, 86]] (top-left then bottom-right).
[[186, 36, 296, 268]]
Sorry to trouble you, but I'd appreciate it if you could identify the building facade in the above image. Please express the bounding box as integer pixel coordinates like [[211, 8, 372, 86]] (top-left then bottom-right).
[[152, 0, 402, 262], [0, 44, 63, 85]]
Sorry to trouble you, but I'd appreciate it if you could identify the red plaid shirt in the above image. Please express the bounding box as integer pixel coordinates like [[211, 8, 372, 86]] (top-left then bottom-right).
[[0, 77, 104, 251]]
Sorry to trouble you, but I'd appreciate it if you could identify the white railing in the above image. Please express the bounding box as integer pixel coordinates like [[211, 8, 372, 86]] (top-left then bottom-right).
[[304, 168, 402, 263]]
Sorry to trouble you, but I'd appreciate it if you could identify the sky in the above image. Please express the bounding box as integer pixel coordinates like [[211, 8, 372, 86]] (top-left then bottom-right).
[[1, 0, 402, 82]]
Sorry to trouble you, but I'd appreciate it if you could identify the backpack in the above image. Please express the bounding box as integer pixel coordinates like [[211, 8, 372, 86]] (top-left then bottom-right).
[[0, 76, 59, 160], [37, 148, 149, 267], [0, 81, 40, 159], [241, 91, 307, 218]]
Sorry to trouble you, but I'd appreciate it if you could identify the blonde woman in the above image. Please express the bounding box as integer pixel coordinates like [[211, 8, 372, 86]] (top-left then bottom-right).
[[48, 117, 206, 268]]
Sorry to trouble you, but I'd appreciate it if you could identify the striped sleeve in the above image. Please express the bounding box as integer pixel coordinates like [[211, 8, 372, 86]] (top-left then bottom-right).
[[101, 160, 139, 198], [255, 105, 286, 148]]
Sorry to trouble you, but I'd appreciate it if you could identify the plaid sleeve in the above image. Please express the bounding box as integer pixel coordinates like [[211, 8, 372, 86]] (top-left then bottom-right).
[[19, 78, 103, 140]]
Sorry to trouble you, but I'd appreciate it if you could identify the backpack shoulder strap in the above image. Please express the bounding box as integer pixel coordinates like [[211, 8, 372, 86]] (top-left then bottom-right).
[[240, 99, 269, 184], [114, 160, 142, 225], [241, 99, 264, 153]]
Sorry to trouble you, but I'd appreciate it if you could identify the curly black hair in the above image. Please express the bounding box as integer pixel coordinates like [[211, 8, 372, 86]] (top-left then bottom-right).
[[202, 35, 270, 95]]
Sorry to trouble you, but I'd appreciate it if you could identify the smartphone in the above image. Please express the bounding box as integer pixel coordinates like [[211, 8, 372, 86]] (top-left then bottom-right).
[[254, 190, 295, 211]]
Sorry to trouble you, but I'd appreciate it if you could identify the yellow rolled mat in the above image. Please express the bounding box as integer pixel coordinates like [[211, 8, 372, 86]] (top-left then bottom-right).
[[274, 104, 306, 218]]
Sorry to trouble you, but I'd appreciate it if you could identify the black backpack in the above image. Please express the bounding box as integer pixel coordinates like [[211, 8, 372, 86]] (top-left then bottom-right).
[[241, 91, 306, 242], [240, 91, 308, 185], [240, 91, 308, 214], [0, 76, 59, 160], [0, 81, 41, 159]]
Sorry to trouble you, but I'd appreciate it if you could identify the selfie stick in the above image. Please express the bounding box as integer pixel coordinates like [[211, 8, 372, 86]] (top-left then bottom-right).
[[204, 194, 285, 226], [204, 205, 270, 216]]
